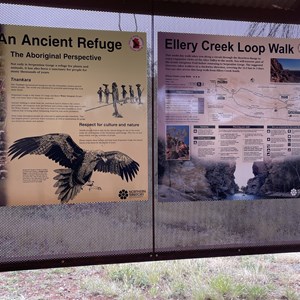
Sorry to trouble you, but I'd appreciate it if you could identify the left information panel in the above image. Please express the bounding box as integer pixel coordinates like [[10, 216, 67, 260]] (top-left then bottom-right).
[[1, 24, 148, 206]]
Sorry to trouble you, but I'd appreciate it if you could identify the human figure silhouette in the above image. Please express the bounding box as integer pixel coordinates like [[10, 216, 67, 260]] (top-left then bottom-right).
[[97, 86, 103, 102], [129, 85, 135, 103], [112, 82, 122, 118], [103, 84, 110, 103], [121, 85, 128, 103], [136, 84, 142, 104]]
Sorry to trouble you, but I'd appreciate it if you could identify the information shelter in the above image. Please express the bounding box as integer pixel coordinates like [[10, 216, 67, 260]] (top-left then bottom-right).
[[0, 0, 299, 272]]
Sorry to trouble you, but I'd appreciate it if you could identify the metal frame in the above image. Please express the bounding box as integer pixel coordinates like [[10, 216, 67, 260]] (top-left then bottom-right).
[[2, 0, 300, 24], [1, 244, 299, 272]]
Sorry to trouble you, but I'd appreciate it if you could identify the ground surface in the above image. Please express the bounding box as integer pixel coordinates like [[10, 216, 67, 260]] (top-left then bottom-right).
[[0, 253, 299, 299]]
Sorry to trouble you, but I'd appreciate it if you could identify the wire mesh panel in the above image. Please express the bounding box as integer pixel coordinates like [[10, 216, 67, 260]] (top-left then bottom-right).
[[154, 15, 300, 254], [0, 4, 153, 269]]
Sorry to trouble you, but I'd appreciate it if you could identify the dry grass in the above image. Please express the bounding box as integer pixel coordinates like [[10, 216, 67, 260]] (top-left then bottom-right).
[[0, 253, 299, 299]]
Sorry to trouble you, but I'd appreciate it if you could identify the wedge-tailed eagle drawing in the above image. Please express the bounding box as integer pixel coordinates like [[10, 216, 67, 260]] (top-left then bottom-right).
[[8, 133, 140, 203]]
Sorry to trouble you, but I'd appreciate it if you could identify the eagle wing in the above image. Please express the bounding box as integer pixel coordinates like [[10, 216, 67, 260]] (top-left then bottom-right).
[[94, 151, 139, 181], [8, 133, 84, 168]]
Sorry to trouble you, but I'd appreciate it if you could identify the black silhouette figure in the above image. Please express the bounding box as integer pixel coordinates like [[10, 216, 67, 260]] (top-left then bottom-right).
[[136, 84, 142, 104], [129, 85, 135, 103], [112, 82, 122, 118], [103, 84, 110, 103], [121, 85, 128, 103], [97, 86, 103, 102]]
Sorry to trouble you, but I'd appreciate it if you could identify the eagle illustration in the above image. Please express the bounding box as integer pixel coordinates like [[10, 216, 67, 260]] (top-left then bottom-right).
[[8, 133, 140, 203]]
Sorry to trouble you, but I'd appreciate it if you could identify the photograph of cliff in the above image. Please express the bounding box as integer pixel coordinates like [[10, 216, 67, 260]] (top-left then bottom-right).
[[158, 135, 300, 202], [270, 58, 300, 83], [245, 158, 300, 198], [158, 138, 239, 201]]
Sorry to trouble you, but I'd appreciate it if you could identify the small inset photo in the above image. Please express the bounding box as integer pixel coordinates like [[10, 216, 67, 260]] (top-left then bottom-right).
[[166, 125, 190, 160], [271, 58, 300, 83]]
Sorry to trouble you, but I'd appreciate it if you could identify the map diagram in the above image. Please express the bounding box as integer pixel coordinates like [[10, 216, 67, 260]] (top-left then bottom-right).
[[205, 79, 300, 124]]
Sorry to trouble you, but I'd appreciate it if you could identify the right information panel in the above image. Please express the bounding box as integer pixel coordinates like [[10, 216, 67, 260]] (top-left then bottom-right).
[[158, 32, 300, 202]]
